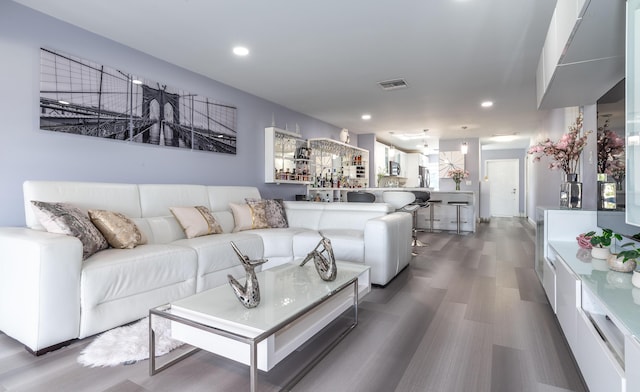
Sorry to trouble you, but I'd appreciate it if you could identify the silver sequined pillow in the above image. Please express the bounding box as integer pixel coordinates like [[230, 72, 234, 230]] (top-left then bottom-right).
[[246, 198, 288, 228], [31, 201, 109, 260]]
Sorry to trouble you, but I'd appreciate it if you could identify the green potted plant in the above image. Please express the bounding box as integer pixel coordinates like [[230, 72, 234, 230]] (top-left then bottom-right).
[[584, 228, 622, 259]]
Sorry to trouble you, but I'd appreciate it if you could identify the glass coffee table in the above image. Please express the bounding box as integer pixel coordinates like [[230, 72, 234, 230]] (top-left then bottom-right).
[[149, 261, 370, 392]]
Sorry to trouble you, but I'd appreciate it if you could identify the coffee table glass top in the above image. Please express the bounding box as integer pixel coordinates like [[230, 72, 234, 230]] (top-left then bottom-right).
[[169, 261, 369, 335]]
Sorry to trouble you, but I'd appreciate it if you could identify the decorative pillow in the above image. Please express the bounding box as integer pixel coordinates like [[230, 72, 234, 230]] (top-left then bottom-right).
[[31, 201, 108, 260], [246, 198, 288, 228], [88, 210, 147, 249], [229, 202, 269, 232], [170, 206, 223, 239]]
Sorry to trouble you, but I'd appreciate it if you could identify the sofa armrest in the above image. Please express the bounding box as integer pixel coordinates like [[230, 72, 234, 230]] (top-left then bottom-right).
[[0, 227, 82, 353], [364, 212, 412, 285]]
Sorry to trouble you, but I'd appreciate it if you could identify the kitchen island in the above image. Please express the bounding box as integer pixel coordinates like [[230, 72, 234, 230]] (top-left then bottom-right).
[[307, 187, 476, 233]]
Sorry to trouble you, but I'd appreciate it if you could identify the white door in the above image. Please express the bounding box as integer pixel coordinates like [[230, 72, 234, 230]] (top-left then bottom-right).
[[487, 159, 519, 217]]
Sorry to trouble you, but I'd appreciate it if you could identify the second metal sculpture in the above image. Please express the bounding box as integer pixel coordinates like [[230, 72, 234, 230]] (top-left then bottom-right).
[[300, 236, 337, 281], [227, 242, 268, 308]]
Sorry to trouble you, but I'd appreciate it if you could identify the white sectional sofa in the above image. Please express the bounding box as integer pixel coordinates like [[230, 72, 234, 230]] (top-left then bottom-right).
[[0, 181, 412, 354]]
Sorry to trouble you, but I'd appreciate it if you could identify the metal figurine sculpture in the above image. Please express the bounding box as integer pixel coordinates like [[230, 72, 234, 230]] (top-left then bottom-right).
[[300, 236, 337, 281], [227, 242, 268, 308]]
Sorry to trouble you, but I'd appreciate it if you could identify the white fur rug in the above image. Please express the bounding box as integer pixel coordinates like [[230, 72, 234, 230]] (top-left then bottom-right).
[[77, 317, 184, 367]]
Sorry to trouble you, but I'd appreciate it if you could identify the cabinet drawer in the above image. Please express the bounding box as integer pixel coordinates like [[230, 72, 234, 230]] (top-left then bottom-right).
[[542, 257, 556, 312], [555, 256, 580, 351], [575, 311, 624, 392], [626, 335, 640, 392]]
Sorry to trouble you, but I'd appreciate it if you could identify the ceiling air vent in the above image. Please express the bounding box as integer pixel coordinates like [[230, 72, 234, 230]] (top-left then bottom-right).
[[377, 78, 408, 91]]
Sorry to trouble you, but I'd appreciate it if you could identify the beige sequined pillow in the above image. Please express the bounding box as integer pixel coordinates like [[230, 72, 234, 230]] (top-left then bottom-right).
[[88, 210, 147, 249], [170, 206, 223, 239], [229, 202, 269, 232]]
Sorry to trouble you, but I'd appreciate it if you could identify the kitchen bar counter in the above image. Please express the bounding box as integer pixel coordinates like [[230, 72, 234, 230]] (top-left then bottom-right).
[[306, 187, 476, 232]]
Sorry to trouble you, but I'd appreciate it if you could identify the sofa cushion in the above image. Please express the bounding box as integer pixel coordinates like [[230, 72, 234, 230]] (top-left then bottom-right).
[[170, 206, 223, 239], [251, 227, 313, 259], [31, 201, 109, 260], [79, 244, 198, 338], [23, 181, 142, 230], [89, 210, 147, 249], [172, 232, 264, 291], [320, 229, 365, 264], [283, 201, 325, 230], [293, 229, 365, 264]]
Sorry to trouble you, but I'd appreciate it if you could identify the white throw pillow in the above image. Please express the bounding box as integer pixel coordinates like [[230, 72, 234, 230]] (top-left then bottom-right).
[[229, 202, 269, 232], [170, 206, 223, 239]]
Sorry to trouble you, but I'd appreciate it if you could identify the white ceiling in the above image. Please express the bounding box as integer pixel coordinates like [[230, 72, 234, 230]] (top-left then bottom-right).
[[14, 0, 559, 152]]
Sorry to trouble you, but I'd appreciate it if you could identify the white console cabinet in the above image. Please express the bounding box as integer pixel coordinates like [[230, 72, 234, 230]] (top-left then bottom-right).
[[548, 241, 628, 392], [535, 208, 640, 392]]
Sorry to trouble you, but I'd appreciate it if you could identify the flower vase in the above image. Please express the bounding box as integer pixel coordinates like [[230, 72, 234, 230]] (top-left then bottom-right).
[[560, 173, 582, 209], [455, 180, 461, 191]]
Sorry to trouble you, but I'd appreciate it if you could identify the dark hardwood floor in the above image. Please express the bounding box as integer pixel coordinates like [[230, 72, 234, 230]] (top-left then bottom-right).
[[0, 218, 587, 391]]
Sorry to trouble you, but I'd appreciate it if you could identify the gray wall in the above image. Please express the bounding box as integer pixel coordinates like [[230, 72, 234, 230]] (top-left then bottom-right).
[[0, 2, 344, 226], [438, 138, 480, 193], [526, 105, 598, 220]]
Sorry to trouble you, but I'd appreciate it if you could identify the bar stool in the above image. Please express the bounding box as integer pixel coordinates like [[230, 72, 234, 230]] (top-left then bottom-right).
[[448, 200, 469, 234], [428, 199, 442, 232], [346, 191, 376, 203], [410, 191, 430, 247]]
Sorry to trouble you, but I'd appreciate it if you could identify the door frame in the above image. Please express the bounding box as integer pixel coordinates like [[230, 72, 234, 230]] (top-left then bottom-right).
[[486, 159, 520, 217]]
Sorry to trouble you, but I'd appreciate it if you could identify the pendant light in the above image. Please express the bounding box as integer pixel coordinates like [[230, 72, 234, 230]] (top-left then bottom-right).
[[460, 126, 468, 154]]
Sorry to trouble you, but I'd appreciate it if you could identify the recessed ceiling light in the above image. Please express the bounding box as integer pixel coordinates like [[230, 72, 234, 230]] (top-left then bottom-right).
[[233, 46, 250, 56], [361, 114, 372, 120], [481, 101, 494, 108]]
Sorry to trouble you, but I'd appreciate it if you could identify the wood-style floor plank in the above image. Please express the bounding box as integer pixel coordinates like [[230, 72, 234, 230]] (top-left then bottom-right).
[[0, 218, 587, 392]]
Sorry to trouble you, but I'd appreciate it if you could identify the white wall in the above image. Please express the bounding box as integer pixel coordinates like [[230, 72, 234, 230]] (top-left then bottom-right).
[[0, 2, 342, 226]]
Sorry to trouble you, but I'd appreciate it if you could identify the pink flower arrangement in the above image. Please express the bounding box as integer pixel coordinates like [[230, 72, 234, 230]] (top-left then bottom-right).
[[447, 168, 469, 183], [596, 119, 625, 179], [528, 115, 592, 176]]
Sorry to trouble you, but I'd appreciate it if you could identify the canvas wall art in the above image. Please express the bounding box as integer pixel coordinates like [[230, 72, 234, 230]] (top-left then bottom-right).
[[438, 151, 465, 178], [39, 48, 237, 154]]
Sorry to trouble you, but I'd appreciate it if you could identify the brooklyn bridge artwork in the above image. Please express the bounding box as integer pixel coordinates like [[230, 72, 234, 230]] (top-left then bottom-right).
[[39, 48, 237, 154]]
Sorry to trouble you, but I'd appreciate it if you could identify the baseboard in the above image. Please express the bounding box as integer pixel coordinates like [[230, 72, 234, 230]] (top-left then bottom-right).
[[25, 339, 77, 356]]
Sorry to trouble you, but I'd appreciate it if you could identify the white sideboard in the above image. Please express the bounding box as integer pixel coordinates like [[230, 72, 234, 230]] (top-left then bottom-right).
[[537, 207, 640, 392]]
